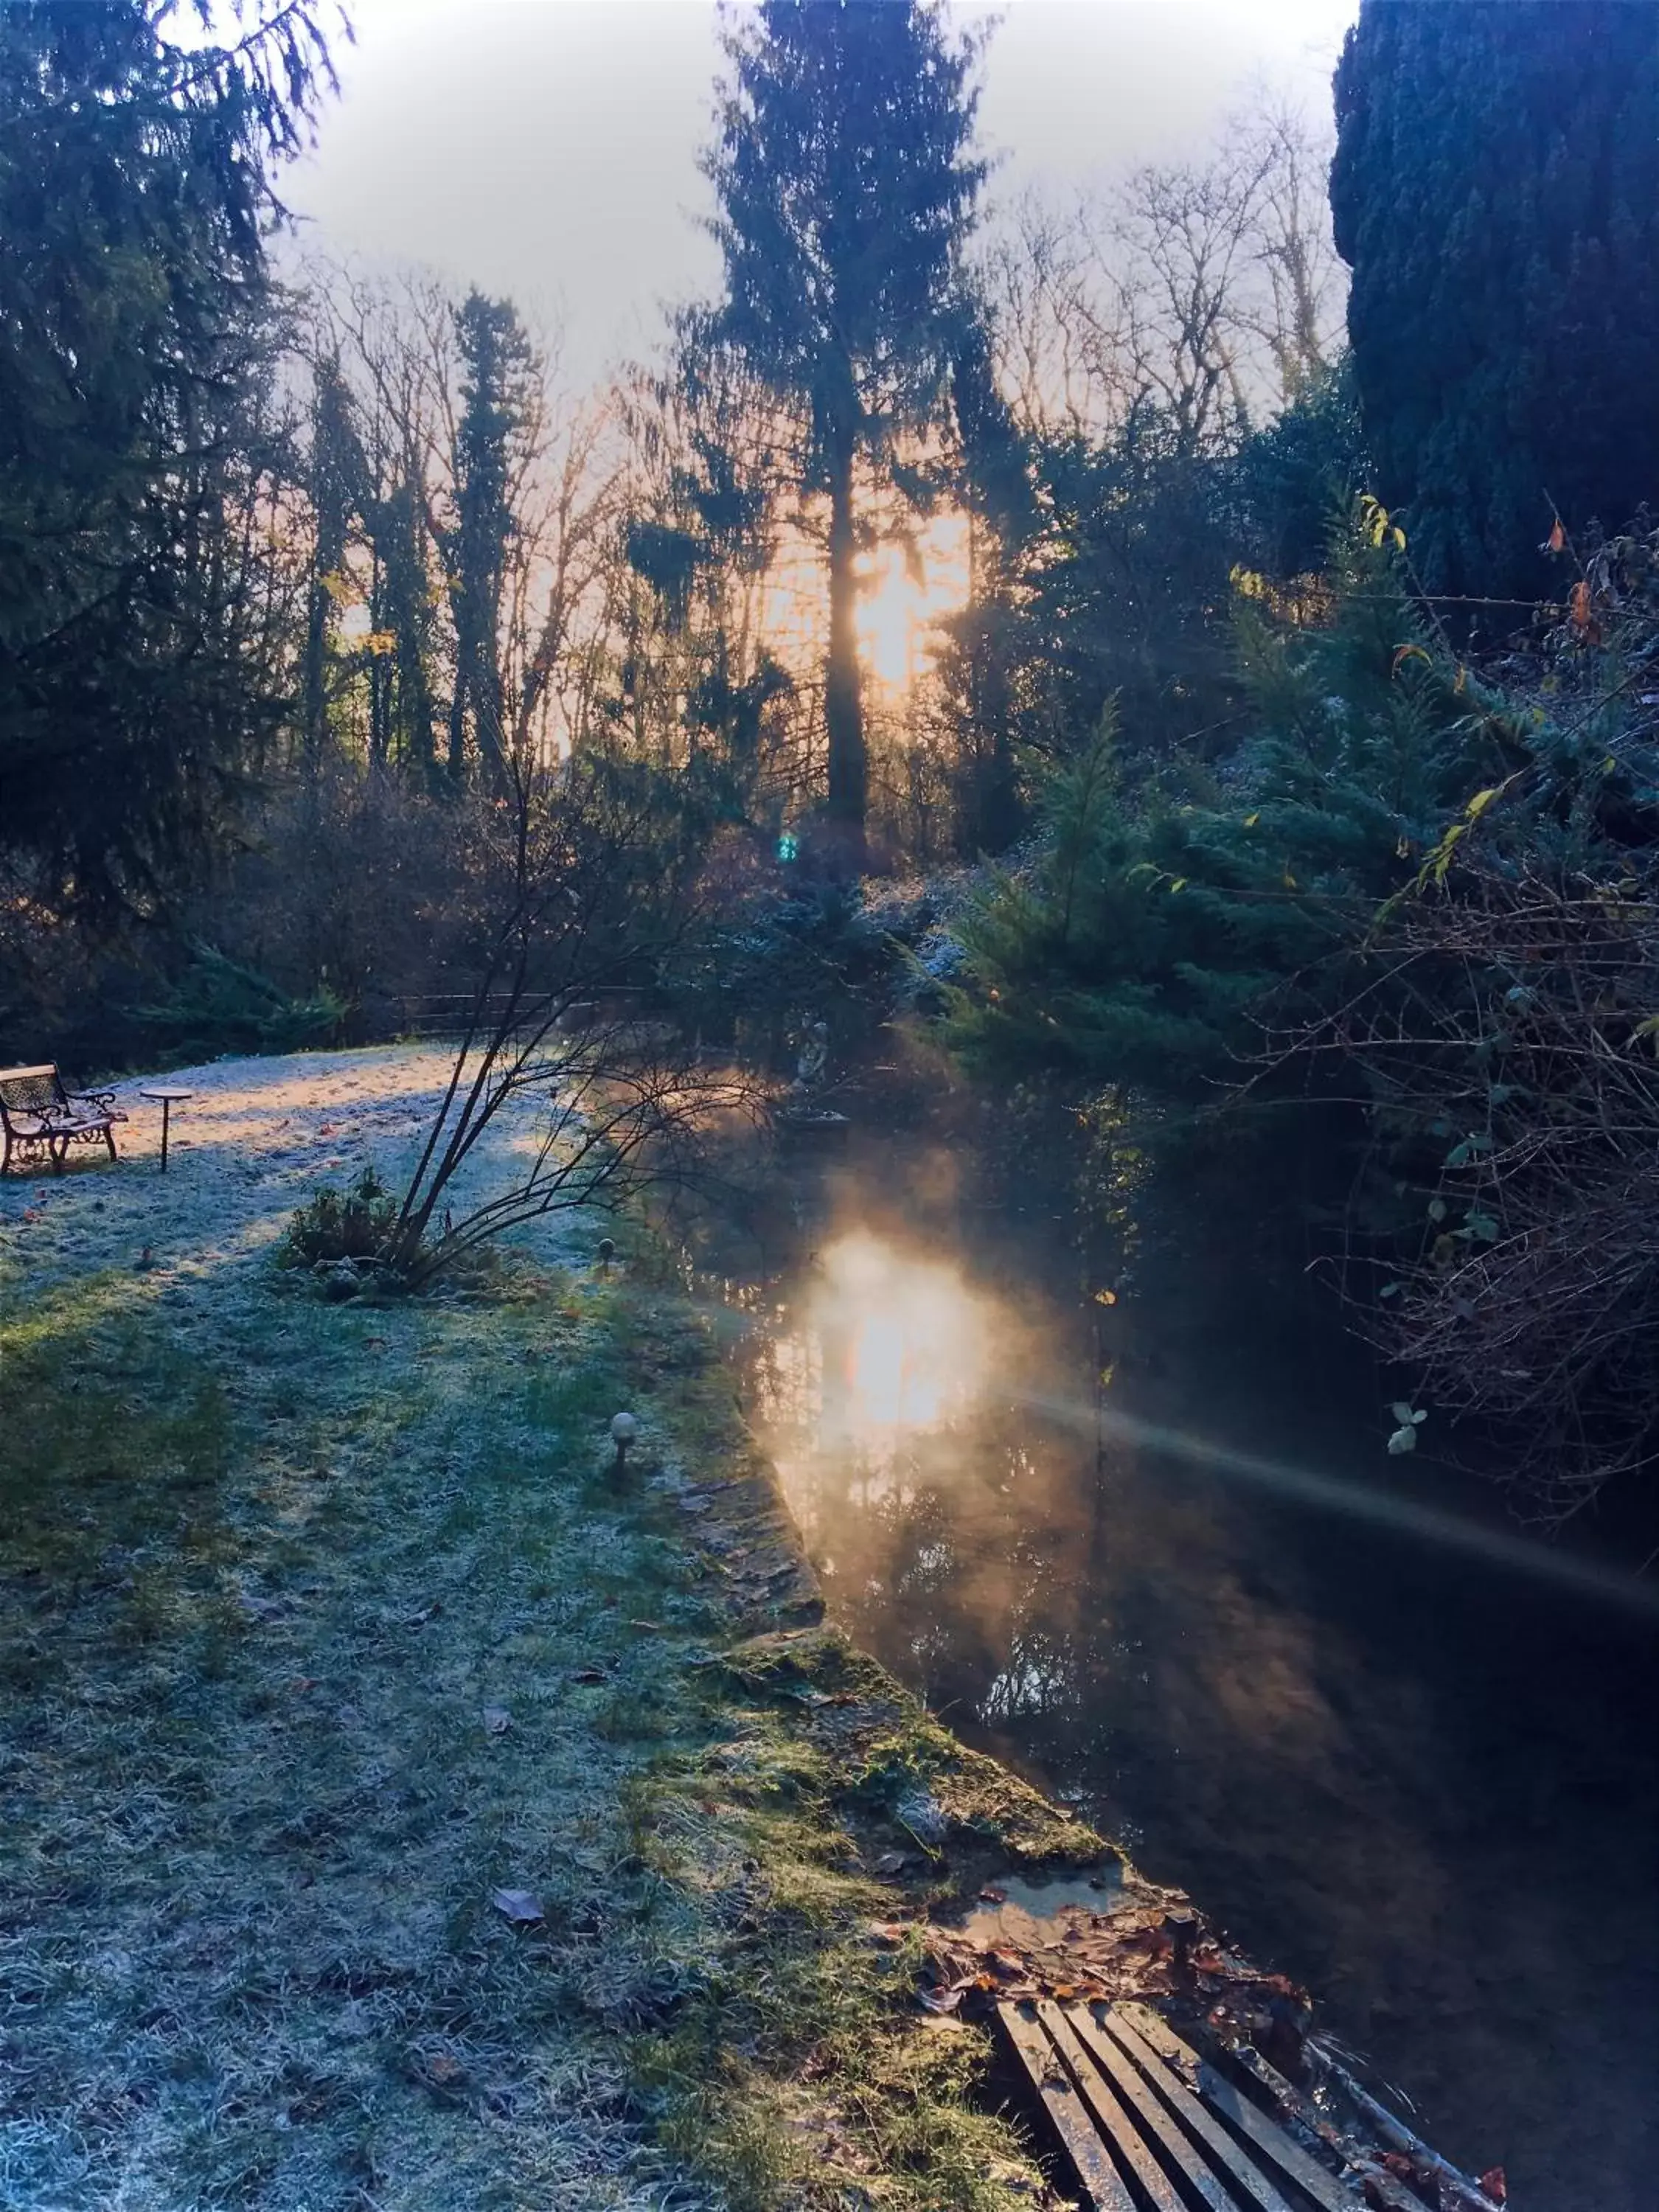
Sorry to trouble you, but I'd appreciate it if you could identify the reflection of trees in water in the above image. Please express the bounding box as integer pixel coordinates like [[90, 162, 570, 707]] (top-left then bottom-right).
[[983, 1626, 1088, 1722], [796, 1407, 1111, 1730]]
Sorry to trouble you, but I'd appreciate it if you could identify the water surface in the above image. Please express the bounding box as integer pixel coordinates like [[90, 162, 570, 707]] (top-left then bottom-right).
[[713, 1132, 1659, 2212]]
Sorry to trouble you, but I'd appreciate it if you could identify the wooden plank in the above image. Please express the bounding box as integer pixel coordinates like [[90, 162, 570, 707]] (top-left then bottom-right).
[[1095, 2011, 1303, 2212], [997, 2002, 1138, 2212], [1115, 2006, 1366, 2212], [1036, 2001, 1189, 2212], [1310, 2048, 1503, 2212], [1194, 2064, 1429, 2212], [1067, 2006, 1288, 2212]]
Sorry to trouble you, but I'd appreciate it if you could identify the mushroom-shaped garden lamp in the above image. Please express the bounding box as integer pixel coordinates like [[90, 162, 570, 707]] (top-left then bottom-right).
[[610, 1411, 638, 1480]]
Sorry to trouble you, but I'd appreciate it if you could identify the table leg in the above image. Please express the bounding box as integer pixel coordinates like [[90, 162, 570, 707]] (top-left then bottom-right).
[[159, 1098, 170, 1174]]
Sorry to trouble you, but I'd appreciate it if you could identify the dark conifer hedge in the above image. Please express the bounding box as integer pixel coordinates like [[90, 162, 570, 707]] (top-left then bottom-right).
[[1331, 0, 1659, 605]]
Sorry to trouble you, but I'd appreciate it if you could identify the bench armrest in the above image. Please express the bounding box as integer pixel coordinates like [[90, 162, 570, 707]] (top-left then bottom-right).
[[66, 1091, 125, 1120]]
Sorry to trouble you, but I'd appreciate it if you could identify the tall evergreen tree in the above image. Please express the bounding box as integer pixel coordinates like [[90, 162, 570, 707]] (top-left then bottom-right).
[[0, 0, 338, 910], [372, 476, 440, 782], [703, 0, 986, 845], [300, 353, 369, 769], [1331, 0, 1659, 604], [442, 290, 535, 786]]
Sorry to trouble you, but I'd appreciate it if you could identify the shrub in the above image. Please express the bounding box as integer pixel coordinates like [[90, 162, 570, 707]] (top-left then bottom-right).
[[277, 1165, 397, 1273]]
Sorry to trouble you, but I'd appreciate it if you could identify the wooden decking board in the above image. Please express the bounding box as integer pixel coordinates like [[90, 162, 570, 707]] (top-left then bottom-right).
[[997, 2001, 1138, 2212], [1116, 2006, 1371, 2212], [999, 1996, 1377, 2212], [1077, 2008, 1295, 2212], [1035, 2002, 1191, 2212], [1101, 2008, 1319, 2212], [1120, 2014, 1424, 2212]]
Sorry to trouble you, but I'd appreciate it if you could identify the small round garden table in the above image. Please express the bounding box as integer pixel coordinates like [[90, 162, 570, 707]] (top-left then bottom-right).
[[139, 1087, 194, 1173]]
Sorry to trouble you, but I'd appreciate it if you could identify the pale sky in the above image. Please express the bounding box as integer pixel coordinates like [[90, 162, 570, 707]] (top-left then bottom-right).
[[285, 0, 1360, 386]]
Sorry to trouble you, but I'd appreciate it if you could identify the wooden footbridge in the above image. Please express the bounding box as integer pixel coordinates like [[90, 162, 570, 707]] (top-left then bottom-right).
[[998, 1997, 1505, 2212]]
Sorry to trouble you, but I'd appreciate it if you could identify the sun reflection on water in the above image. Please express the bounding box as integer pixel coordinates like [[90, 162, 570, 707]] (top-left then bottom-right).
[[754, 1230, 992, 1518]]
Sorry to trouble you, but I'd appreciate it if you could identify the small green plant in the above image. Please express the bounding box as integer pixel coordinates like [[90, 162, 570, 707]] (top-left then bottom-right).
[[277, 1164, 397, 1273]]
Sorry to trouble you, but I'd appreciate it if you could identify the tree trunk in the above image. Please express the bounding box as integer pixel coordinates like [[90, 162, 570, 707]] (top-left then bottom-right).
[[448, 658, 467, 783], [368, 553, 390, 765], [823, 417, 866, 844], [476, 658, 507, 792], [301, 576, 330, 773]]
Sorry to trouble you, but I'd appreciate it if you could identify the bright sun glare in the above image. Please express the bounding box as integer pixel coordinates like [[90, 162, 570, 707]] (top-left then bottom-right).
[[805, 1231, 988, 1474], [855, 514, 971, 692]]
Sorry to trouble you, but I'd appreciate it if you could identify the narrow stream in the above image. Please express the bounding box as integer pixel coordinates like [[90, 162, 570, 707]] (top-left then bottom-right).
[[705, 1125, 1659, 2212]]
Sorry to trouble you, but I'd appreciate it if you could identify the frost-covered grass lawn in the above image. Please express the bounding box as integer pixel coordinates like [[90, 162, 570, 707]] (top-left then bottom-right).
[[0, 1049, 1085, 2211]]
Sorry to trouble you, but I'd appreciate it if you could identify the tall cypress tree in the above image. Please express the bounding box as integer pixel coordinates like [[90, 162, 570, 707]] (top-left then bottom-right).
[[442, 290, 535, 787], [0, 0, 338, 910], [1331, 0, 1659, 605], [703, 0, 986, 846], [301, 355, 370, 771]]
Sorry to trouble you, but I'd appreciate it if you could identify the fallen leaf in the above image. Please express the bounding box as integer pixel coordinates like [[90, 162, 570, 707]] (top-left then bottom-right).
[[626, 1618, 662, 1632], [1478, 2171, 1507, 2207], [568, 1666, 608, 1684], [490, 1888, 545, 1925], [873, 1849, 912, 1876], [482, 1705, 512, 1735], [978, 1886, 1006, 1904], [423, 2052, 465, 2085]]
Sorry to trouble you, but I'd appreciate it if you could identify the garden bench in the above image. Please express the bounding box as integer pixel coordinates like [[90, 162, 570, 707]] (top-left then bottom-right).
[[0, 1063, 125, 1175]]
